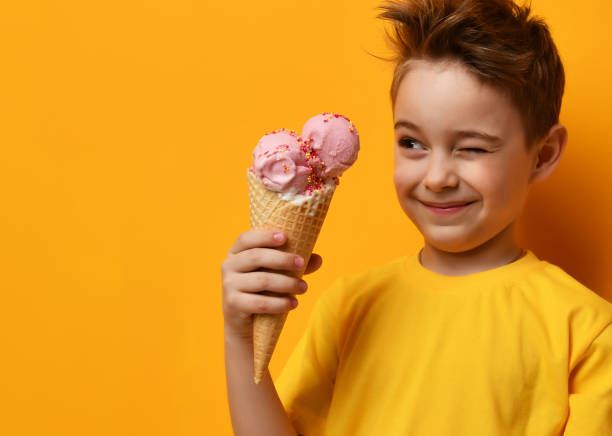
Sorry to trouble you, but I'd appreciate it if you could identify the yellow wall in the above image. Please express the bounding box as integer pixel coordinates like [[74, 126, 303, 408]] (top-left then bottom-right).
[[0, 1, 609, 434]]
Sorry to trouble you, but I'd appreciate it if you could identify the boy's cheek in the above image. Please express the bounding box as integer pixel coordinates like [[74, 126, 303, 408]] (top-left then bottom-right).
[[393, 161, 421, 188], [462, 165, 504, 192], [393, 166, 407, 192]]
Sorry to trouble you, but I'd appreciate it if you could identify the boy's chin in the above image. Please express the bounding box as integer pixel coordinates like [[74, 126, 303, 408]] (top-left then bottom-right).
[[422, 231, 486, 254]]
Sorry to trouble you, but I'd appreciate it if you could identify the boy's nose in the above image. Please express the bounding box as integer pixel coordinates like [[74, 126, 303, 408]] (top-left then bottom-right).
[[423, 153, 459, 192]]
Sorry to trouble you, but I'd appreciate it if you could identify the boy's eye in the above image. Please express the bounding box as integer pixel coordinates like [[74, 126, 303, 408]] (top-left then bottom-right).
[[398, 137, 423, 150], [460, 147, 488, 153]]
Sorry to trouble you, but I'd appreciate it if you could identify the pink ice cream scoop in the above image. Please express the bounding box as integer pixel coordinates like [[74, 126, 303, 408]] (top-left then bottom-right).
[[251, 114, 359, 195], [300, 112, 360, 178], [252, 129, 311, 193]]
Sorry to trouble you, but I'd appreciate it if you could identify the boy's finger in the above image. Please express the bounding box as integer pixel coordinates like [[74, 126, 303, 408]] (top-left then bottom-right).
[[229, 271, 308, 295], [303, 253, 323, 275], [228, 229, 286, 255], [230, 248, 304, 273], [230, 292, 298, 315]]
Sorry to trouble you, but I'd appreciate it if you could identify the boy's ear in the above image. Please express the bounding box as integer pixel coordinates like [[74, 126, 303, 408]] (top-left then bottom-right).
[[530, 123, 568, 183]]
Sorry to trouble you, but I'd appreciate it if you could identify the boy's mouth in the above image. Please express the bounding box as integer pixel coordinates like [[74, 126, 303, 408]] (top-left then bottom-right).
[[419, 200, 476, 215]]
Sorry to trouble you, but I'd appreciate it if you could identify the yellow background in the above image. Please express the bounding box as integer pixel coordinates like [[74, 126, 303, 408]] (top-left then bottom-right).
[[0, 1, 610, 434]]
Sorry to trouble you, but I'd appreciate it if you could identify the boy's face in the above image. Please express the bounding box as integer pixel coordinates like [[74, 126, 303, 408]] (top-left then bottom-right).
[[393, 59, 540, 253]]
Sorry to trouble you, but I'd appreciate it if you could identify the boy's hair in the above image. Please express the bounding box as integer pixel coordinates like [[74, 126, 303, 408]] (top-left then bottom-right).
[[376, 0, 565, 148]]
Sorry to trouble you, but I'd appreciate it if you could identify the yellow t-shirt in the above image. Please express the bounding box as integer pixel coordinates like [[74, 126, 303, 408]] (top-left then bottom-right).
[[274, 250, 612, 436]]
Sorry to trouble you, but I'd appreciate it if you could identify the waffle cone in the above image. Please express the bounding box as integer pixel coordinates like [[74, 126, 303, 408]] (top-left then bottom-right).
[[247, 169, 335, 384]]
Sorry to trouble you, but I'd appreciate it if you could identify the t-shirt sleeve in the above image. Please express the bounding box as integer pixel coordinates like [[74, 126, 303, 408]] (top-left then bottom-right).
[[273, 279, 342, 436], [564, 322, 612, 435]]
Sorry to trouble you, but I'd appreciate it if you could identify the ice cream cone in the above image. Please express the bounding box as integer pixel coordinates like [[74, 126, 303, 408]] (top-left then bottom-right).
[[247, 169, 335, 384]]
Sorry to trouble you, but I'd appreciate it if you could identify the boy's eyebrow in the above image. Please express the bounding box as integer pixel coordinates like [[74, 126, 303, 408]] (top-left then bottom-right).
[[394, 120, 502, 143]]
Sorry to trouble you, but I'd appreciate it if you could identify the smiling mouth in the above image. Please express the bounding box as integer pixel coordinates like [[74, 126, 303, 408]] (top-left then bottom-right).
[[419, 200, 476, 215]]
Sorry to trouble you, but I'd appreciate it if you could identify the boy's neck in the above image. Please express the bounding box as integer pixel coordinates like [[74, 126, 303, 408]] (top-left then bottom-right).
[[419, 222, 525, 276]]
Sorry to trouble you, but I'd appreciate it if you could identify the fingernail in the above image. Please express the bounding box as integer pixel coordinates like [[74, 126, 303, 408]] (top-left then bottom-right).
[[291, 298, 299, 308], [273, 232, 284, 242], [294, 256, 304, 268], [299, 280, 308, 291]]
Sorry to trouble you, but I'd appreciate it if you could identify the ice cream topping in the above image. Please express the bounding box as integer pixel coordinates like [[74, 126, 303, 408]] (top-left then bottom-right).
[[251, 113, 359, 196]]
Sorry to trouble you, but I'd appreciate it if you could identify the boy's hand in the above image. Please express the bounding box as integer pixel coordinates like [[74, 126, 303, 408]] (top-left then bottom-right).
[[221, 229, 322, 340]]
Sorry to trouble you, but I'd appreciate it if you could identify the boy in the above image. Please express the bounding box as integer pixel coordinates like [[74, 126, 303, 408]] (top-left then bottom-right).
[[221, 0, 612, 435]]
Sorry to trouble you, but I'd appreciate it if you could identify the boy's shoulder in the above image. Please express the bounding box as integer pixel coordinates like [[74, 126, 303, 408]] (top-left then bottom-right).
[[320, 255, 410, 309], [529, 259, 612, 316], [524, 259, 612, 369], [340, 255, 408, 286], [320, 253, 612, 325], [525, 259, 612, 330]]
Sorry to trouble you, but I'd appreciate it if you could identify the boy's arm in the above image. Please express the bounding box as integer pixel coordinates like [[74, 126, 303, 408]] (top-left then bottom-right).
[[224, 331, 297, 436], [221, 229, 315, 436], [563, 322, 612, 435]]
